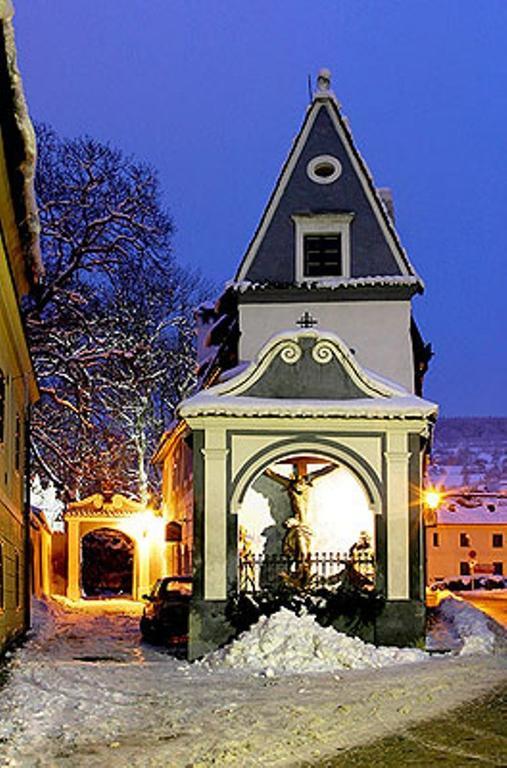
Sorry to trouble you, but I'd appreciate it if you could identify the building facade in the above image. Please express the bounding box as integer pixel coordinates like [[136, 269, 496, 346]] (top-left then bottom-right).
[[0, 4, 41, 652], [427, 494, 507, 584], [155, 70, 437, 658]]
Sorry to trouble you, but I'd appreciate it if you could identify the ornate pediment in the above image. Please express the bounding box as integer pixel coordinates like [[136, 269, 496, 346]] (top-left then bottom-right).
[[65, 492, 145, 519], [202, 330, 402, 403], [179, 331, 438, 420]]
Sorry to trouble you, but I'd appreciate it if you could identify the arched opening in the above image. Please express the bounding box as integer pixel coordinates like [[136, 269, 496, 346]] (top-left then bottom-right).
[[81, 528, 134, 598], [237, 453, 375, 592]]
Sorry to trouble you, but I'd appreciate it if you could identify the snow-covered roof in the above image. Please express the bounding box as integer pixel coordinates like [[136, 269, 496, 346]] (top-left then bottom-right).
[[234, 69, 422, 288], [438, 498, 507, 525], [228, 275, 422, 294], [180, 394, 437, 420], [0, 1, 42, 291], [179, 329, 437, 421], [65, 492, 146, 519]]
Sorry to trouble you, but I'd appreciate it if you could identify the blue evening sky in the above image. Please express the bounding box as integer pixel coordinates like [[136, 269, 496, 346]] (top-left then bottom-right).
[[14, 1, 507, 416]]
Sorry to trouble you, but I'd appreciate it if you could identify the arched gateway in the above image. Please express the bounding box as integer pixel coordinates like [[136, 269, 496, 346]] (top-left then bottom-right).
[[81, 528, 134, 598], [64, 492, 166, 601]]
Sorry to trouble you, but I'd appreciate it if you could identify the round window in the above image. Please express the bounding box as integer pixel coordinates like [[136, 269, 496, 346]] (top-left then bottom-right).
[[307, 155, 342, 184]]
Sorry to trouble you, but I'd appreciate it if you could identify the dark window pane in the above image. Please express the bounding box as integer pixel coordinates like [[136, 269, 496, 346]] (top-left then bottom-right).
[[460, 561, 470, 576], [15, 552, 20, 608], [314, 162, 335, 178], [0, 542, 3, 609], [0, 371, 4, 443], [493, 562, 503, 575], [432, 532, 439, 547], [492, 534, 503, 548], [15, 413, 21, 472], [303, 234, 342, 277], [460, 533, 470, 547]]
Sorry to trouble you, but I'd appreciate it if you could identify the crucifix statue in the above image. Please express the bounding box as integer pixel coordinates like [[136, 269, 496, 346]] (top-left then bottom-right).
[[264, 461, 338, 570]]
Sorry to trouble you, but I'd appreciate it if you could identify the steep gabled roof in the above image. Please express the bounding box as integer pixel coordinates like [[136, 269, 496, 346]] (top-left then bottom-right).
[[236, 70, 421, 288]]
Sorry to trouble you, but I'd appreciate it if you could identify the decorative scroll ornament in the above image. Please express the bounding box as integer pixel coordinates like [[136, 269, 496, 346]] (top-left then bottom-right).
[[311, 340, 335, 365], [280, 341, 302, 365]]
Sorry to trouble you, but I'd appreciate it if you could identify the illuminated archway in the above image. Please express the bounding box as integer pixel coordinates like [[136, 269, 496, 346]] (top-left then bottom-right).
[[237, 450, 377, 592], [81, 527, 134, 598], [239, 456, 373, 555]]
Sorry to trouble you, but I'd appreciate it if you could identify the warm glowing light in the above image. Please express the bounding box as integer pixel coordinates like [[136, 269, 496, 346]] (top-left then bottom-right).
[[239, 460, 374, 555], [122, 511, 165, 542], [424, 488, 443, 510]]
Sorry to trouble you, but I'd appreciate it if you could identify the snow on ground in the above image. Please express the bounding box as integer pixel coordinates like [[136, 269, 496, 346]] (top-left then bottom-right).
[[205, 608, 427, 674], [0, 597, 505, 767]]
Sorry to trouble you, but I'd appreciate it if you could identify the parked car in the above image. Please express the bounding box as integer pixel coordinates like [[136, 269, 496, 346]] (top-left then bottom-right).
[[140, 576, 192, 645]]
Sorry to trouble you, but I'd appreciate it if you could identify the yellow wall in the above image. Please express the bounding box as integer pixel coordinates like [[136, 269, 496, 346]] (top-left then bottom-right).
[[0, 138, 36, 651], [30, 519, 52, 598], [426, 523, 507, 582], [162, 435, 193, 577], [0, 242, 28, 649]]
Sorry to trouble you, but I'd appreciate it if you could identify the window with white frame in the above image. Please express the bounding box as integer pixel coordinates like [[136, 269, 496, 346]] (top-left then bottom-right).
[[292, 213, 354, 283]]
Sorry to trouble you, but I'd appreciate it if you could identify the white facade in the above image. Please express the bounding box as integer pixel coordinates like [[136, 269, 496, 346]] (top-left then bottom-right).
[[238, 300, 414, 392]]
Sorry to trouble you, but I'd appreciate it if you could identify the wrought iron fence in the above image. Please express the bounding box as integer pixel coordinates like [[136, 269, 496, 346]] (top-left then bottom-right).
[[238, 551, 376, 594]]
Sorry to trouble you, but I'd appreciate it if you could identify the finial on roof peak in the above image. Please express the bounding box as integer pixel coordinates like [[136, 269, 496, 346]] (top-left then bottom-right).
[[314, 67, 339, 106], [317, 68, 331, 91]]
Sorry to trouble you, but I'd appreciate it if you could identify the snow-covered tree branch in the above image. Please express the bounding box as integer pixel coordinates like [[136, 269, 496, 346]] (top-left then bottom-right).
[[25, 124, 210, 501]]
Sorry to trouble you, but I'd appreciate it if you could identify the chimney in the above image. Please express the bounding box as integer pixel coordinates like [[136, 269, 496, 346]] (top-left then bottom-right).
[[377, 187, 395, 224]]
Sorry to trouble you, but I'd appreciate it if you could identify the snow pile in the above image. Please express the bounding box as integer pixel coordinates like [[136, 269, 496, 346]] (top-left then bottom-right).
[[207, 608, 427, 674], [437, 596, 500, 655]]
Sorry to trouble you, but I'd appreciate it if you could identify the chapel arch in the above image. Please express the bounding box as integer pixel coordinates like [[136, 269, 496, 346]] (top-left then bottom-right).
[[235, 443, 380, 592], [231, 438, 382, 515]]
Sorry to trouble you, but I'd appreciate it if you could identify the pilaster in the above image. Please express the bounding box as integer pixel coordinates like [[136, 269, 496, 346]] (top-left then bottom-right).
[[202, 429, 229, 600], [384, 430, 411, 599], [66, 518, 81, 600]]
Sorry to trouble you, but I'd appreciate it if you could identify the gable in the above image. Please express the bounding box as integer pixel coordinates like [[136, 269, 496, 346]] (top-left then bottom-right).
[[217, 331, 397, 402], [178, 330, 438, 421], [236, 94, 419, 285], [237, 334, 371, 400]]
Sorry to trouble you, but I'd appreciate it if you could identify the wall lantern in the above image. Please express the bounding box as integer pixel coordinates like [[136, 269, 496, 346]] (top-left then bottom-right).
[[166, 521, 182, 543]]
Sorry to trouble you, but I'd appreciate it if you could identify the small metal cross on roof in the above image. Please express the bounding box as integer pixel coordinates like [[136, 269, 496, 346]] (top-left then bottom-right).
[[296, 311, 319, 329]]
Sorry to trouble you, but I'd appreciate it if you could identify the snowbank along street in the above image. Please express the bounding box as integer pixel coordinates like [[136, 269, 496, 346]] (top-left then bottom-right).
[[0, 597, 506, 767]]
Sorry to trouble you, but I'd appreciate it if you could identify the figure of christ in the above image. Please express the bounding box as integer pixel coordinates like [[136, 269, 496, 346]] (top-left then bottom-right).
[[263, 463, 338, 565]]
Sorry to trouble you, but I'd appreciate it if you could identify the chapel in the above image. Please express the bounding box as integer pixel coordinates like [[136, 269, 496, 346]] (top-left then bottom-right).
[[154, 69, 437, 658]]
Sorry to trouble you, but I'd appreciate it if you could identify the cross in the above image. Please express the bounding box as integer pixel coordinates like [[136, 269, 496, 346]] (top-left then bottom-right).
[[296, 311, 318, 329]]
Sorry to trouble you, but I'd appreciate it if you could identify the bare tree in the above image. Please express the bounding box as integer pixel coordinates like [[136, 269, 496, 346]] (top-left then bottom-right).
[[26, 124, 208, 501]]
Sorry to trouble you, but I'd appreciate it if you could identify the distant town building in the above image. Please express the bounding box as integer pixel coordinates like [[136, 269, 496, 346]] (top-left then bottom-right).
[[155, 69, 437, 658], [0, 4, 42, 653], [426, 493, 507, 584]]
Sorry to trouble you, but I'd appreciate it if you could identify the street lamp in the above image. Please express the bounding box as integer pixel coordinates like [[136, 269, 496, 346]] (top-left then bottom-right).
[[422, 487, 443, 526]]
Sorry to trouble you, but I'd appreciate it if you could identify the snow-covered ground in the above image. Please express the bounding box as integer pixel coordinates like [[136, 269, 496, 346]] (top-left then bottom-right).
[[0, 597, 505, 767]]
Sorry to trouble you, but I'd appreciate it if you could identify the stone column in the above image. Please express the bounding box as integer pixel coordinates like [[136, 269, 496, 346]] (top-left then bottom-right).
[[202, 428, 228, 600], [137, 538, 151, 599], [66, 518, 81, 601], [384, 430, 411, 600]]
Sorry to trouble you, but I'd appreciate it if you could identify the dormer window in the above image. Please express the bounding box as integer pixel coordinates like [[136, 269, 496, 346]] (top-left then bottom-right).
[[292, 212, 354, 283]]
